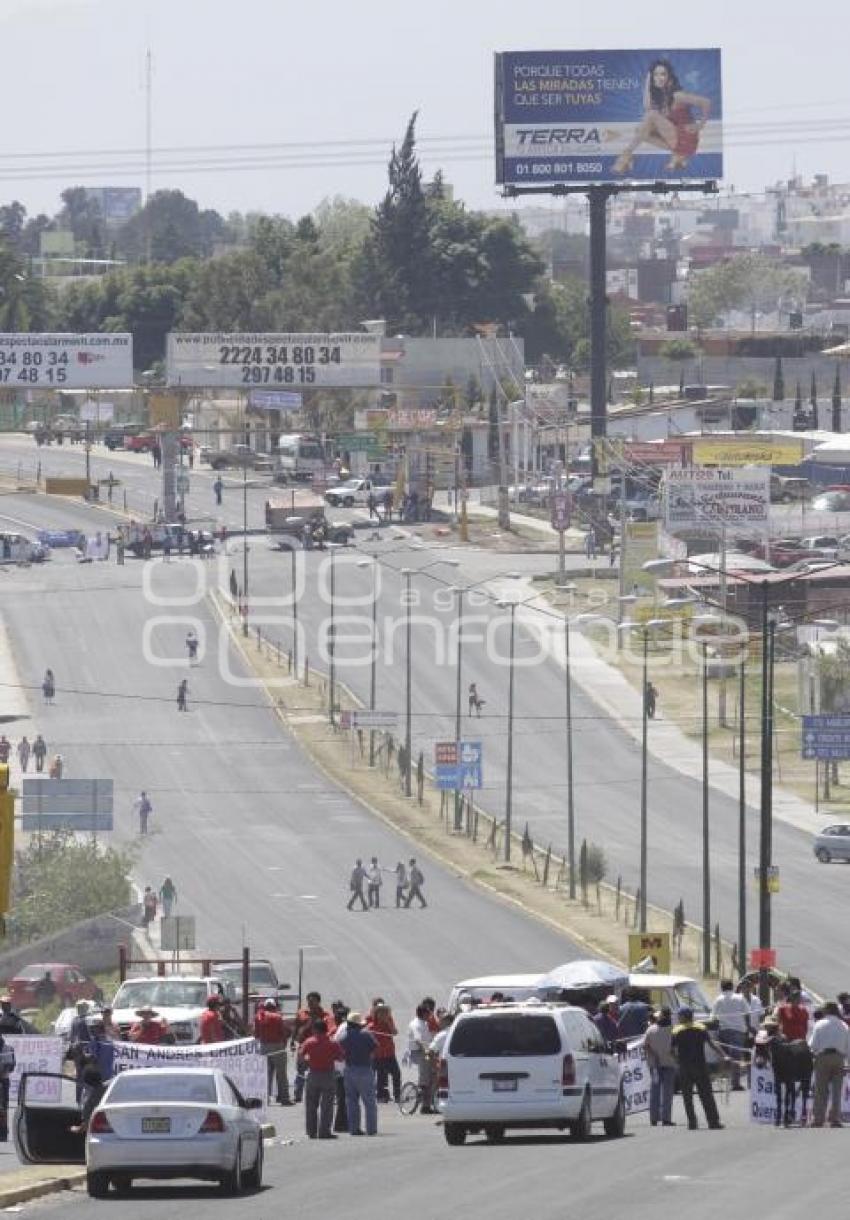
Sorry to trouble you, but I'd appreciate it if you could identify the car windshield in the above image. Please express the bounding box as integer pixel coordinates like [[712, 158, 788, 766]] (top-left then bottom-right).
[[107, 1073, 218, 1104], [216, 965, 275, 987], [18, 965, 56, 981], [113, 981, 208, 1008], [450, 1015, 560, 1057]]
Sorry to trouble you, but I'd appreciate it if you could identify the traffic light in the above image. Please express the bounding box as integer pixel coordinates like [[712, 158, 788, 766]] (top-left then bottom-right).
[[0, 764, 14, 914]]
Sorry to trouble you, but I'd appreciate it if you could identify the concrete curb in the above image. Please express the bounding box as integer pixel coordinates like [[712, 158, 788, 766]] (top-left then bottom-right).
[[0, 1169, 87, 1207]]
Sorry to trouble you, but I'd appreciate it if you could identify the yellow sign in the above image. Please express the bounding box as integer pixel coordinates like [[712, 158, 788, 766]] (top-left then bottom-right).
[[148, 393, 182, 430], [628, 932, 671, 973], [44, 477, 89, 497], [693, 439, 804, 467]]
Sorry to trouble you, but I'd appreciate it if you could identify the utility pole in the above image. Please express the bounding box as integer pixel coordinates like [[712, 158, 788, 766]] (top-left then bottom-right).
[[738, 659, 747, 974]]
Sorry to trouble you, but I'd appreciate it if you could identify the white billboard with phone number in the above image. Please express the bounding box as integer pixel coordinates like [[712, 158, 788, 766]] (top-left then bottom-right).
[[0, 334, 132, 389]]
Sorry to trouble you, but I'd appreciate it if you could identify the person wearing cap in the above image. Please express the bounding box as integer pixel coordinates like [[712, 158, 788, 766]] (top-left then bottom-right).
[[69, 1000, 93, 1047], [254, 998, 292, 1105], [808, 1000, 850, 1128], [199, 996, 225, 1044], [334, 1011, 378, 1136], [671, 1006, 729, 1130], [301, 1018, 345, 1138], [593, 1000, 620, 1052], [0, 994, 25, 1036], [129, 1006, 170, 1045]]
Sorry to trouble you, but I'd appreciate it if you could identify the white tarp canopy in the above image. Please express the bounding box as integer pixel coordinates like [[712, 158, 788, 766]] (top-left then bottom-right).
[[540, 959, 629, 993]]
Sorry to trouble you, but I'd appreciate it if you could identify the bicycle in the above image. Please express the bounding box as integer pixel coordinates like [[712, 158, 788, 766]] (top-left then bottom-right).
[[397, 1080, 431, 1116]]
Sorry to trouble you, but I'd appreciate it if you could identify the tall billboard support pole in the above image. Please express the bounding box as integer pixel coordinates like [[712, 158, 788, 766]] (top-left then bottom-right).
[[588, 187, 611, 481]]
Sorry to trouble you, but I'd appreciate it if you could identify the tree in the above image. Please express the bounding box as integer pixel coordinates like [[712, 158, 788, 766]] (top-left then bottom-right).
[[661, 338, 697, 363], [0, 201, 27, 253], [59, 187, 105, 256], [0, 242, 53, 330], [115, 190, 226, 263], [689, 254, 808, 330], [773, 356, 785, 402]]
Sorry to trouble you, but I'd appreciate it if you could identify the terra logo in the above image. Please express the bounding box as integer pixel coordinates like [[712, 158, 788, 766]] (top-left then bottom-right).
[[516, 128, 602, 146]]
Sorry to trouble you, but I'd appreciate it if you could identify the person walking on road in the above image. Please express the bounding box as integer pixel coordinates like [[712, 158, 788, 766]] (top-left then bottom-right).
[[214, 476, 224, 507], [645, 1007, 678, 1126], [177, 678, 189, 712], [301, 1018, 344, 1138], [141, 886, 158, 929], [335, 1011, 378, 1136], [403, 858, 427, 908], [366, 857, 382, 908], [135, 791, 152, 835], [710, 979, 751, 1091], [671, 1006, 729, 1130], [347, 859, 369, 911], [186, 629, 199, 663], [42, 669, 55, 704], [468, 683, 484, 717], [644, 681, 658, 720], [159, 875, 176, 917], [16, 736, 30, 774], [31, 734, 47, 773], [809, 1000, 850, 1127], [394, 860, 408, 907], [115, 530, 125, 565], [0, 736, 8, 765]]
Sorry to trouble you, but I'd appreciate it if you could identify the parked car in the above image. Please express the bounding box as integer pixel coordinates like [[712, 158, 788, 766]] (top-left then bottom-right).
[[798, 535, 840, 559], [813, 824, 850, 863], [110, 976, 233, 1044], [770, 475, 811, 503], [446, 974, 546, 1015], [200, 444, 271, 471], [436, 1002, 625, 1145], [13, 1067, 264, 1198], [102, 425, 144, 450], [6, 963, 103, 1009], [211, 960, 290, 1005], [811, 492, 850, 513], [0, 532, 49, 563]]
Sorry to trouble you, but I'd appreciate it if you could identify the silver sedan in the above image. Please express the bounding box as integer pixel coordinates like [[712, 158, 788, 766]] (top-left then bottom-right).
[[86, 1067, 264, 1197]]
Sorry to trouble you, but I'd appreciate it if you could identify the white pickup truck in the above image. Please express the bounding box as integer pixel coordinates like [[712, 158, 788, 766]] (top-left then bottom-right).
[[110, 975, 234, 1044], [324, 478, 386, 508]]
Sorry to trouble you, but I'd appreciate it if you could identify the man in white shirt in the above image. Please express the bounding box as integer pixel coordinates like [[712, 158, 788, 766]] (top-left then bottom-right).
[[407, 1004, 434, 1113], [808, 1001, 850, 1128], [710, 980, 751, 1090], [366, 857, 382, 909]]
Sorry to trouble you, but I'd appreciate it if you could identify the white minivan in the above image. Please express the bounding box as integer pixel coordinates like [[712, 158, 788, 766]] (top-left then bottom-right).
[[436, 1002, 624, 1146]]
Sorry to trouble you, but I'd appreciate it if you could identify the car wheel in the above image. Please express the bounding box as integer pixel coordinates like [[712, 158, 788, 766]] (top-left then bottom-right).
[[569, 1093, 592, 1141], [87, 1172, 110, 1198], [343, 497, 354, 507], [112, 1174, 132, 1194], [443, 1122, 467, 1146], [220, 1143, 243, 1195], [816, 848, 831, 863], [242, 1136, 263, 1191], [484, 1124, 505, 1143], [603, 1090, 626, 1138]]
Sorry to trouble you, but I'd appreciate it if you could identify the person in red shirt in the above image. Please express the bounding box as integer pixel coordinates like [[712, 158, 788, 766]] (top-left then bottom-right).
[[128, 1006, 170, 1045], [367, 1001, 401, 1103], [300, 1019, 344, 1139], [293, 992, 333, 1103], [254, 999, 293, 1105], [776, 992, 809, 1041], [422, 997, 440, 1035], [199, 997, 225, 1044]]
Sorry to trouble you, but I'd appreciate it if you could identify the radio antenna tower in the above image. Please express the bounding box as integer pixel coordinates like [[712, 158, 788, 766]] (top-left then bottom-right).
[[144, 46, 153, 262]]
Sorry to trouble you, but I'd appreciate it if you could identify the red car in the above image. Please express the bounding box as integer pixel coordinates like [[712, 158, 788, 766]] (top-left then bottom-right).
[[6, 963, 103, 1009], [125, 433, 193, 453]]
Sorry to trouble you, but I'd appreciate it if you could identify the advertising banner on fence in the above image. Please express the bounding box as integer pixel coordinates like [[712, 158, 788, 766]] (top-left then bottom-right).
[[692, 438, 804, 467], [0, 334, 132, 389], [494, 49, 722, 186], [7, 1036, 64, 1104], [111, 1038, 267, 1115], [664, 466, 769, 530], [166, 333, 381, 389]]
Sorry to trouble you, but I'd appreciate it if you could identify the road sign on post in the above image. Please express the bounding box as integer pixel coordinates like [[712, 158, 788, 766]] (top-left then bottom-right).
[[628, 932, 671, 972], [21, 779, 114, 833], [434, 741, 483, 789], [750, 947, 776, 970], [802, 715, 850, 759], [160, 916, 196, 953]]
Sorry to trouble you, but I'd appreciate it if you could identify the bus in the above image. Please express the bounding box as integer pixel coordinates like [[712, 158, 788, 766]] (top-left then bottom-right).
[[273, 433, 325, 483]]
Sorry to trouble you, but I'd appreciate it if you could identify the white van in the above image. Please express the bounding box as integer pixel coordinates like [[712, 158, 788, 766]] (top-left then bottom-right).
[[436, 1002, 624, 1146]]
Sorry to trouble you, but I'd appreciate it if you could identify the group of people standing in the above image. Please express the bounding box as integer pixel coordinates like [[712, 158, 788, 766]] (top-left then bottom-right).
[[0, 731, 61, 776], [347, 857, 427, 910]]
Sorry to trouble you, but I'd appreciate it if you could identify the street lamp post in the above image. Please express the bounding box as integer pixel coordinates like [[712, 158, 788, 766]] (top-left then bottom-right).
[[357, 558, 380, 767], [504, 600, 516, 863], [738, 657, 746, 973], [290, 543, 299, 679], [402, 567, 413, 797], [241, 460, 249, 636], [565, 614, 576, 900], [328, 550, 336, 722], [454, 587, 464, 832], [701, 638, 711, 975]]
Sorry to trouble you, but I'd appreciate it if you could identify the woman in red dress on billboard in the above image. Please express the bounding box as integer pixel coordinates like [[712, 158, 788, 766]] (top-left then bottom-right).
[[613, 58, 711, 175]]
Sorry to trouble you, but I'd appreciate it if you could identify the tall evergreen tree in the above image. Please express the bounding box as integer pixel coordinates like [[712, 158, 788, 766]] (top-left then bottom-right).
[[833, 363, 843, 433], [772, 355, 785, 402]]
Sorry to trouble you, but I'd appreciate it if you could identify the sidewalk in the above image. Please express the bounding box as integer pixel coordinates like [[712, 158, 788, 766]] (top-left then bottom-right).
[[0, 1162, 85, 1207], [512, 581, 816, 836]]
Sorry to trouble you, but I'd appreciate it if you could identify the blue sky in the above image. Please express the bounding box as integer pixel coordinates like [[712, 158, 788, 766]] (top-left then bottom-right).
[[2, 0, 848, 220]]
